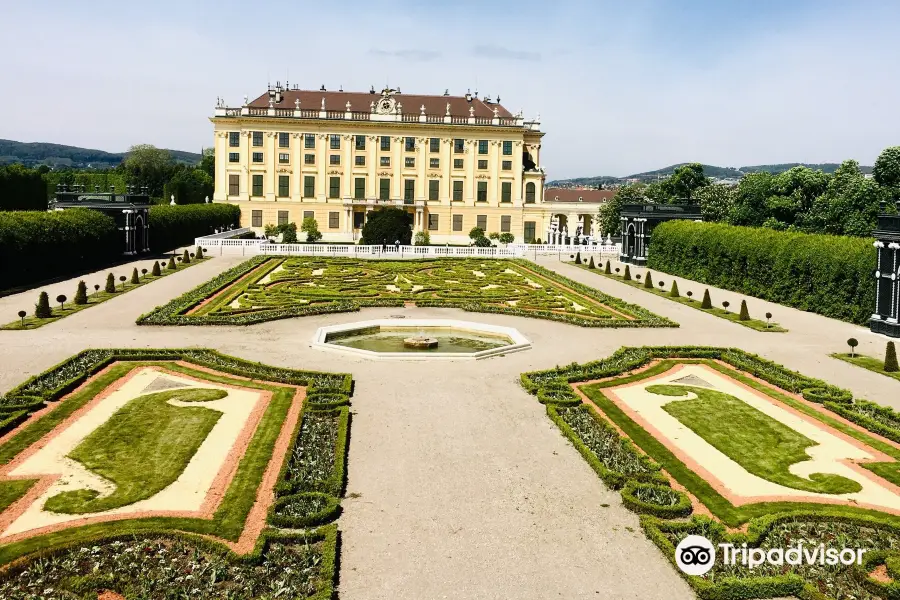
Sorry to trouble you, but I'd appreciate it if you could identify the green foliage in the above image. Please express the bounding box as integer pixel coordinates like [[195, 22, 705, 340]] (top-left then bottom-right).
[[269, 492, 341, 528], [131, 267, 140, 284], [0, 164, 47, 210], [700, 289, 712, 308], [182, 249, 190, 264], [360, 207, 412, 245], [643, 271, 653, 289], [621, 481, 692, 518], [74, 281, 87, 305], [598, 183, 644, 235], [413, 230, 430, 245], [105, 273, 116, 293], [693, 184, 735, 222], [468, 226, 485, 240], [574, 251, 581, 264], [587, 256, 595, 269], [473, 235, 492, 247], [34, 291, 51, 318], [149, 203, 241, 252], [623, 264, 631, 281], [167, 256, 176, 270], [886, 342, 899, 373], [498, 232, 514, 244], [647, 221, 875, 324], [874, 146, 900, 192], [739, 299, 750, 321], [300, 216, 322, 242], [668, 280, 679, 298], [162, 166, 213, 205], [488, 231, 500, 240], [122, 144, 175, 197], [42, 171, 128, 201], [604, 260, 611, 274], [151, 260, 161, 276], [0, 208, 119, 290]]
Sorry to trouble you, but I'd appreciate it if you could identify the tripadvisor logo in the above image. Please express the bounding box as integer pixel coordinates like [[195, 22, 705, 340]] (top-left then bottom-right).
[[675, 535, 866, 576]]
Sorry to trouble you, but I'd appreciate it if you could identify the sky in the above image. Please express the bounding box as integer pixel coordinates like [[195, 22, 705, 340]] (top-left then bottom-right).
[[1, 0, 898, 179]]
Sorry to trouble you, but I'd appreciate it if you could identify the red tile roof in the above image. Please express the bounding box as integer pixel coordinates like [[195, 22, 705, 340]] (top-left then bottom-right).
[[544, 188, 614, 203], [248, 88, 514, 119]]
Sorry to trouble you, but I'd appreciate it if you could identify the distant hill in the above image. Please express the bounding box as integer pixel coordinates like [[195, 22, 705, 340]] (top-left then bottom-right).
[[549, 162, 872, 188], [0, 139, 202, 169]]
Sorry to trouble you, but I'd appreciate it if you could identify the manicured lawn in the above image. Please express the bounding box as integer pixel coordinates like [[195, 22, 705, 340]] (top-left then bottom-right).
[[43, 388, 227, 514], [832, 352, 900, 382], [652, 384, 860, 494], [0, 479, 35, 513], [1, 255, 207, 331], [575, 262, 787, 332]]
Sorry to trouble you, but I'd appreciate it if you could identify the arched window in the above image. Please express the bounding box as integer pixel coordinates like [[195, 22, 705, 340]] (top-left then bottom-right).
[[525, 182, 536, 203]]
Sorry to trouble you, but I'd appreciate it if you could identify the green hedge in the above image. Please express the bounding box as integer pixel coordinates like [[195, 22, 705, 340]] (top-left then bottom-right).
[[0, 165, 47, 211], [42, 172, 128, 200], [646, 221, 875, 324], [149, 203, 240, 252], [0, 208, 120, 289]]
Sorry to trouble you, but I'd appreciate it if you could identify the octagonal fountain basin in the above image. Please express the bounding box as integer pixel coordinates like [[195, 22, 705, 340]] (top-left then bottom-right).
[[313, 319, 531, 360]]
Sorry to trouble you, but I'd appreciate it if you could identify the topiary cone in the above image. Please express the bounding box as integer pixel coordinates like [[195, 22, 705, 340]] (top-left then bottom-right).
[[35, 291, 52, 318], [182, 249, 191, 264], [701, 289, 712, 309], [587, 256, 595, 269], [105, 273, 116, 293], [885, 342, 899, 373], [74, 280, 88, 305], [151, 260, 161, 276], [167, 257, 176, 270], [739, 299, 750, 321], [623, 265, 631, 281], [131, 268, 139, 284], [574, 251, 581, 265], [643, 271, 654, 289], [669, 280, 680, 298], [195, 245, 204, 260], [604, 260, 611, 274]]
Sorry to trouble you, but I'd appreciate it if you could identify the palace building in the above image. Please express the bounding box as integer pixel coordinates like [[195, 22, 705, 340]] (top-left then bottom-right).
[[212, 83, 606, 244]]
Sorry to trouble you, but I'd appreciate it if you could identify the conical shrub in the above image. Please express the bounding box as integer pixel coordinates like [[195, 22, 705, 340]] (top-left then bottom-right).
[[105, 273, 116, 293], [151, 261, 161, 276], [182, 249, 191, 264], [131, 268, 139, 284], [195, 245, 204, 260], [604, 260, 611, 274], [587, 256, 595, 269], [701, 289, 712, 309], [885, 342, 899, 373], [167, 257, 176, 270], [35, 291, 52, 318], [644, 271, 654, 289], [669, 280, 680, 298], [623, 265, 631, 281], [739, 299, 750, 321], [574, 252, 581, 265], [74, 281, 88, 305]]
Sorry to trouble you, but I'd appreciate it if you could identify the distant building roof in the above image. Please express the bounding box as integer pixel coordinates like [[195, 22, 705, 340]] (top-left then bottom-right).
[[544, 188, 614, 203]]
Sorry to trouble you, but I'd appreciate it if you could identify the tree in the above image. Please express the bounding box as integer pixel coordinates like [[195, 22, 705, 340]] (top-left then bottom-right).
[[488, 232, 500, 240], [122, 144, 175, 198], [739, 299, 750, 321], [35, 291, 51, 318], [74, 281, 88, 305], [604, 260, 611, 274], [182, 249, 191, 264], [574, 252, 581, 265], [730, 172, 773, 226], [195, 246, 204, 259], [498, 232, 514, 244], [119, 275, 127, 290], [587, 256, 595, 269], [167, 256, 176, 270], [56, 294, 67, 311], [701, 289, 712, 309], [131, 268, 140, 284], [469, 227, 486, 241], [473, 236, 492, 247], [694, 184, 735, 223], [301, 217, 322, 242], [804, 160, 882, 236], [847, 338, 859, 358], [669, 280, 679, 298], [643, 271, 653, 289], [722, 300, 730, 312], [765, 312, 772, 328], [666, 163, 709, 201], [163, 167, 214, 205], [17, 310, 26, 326], [885, 342, 899, 373], [598, 183, 644, 236], [105, 273, 116, 293], [360, 207, 413, 245], [623, 265, 631, 281], [414, 230, 430, 245], [152, 261, 161, 276], [873, 146, 900, 197], [199, 148, 215, 179]]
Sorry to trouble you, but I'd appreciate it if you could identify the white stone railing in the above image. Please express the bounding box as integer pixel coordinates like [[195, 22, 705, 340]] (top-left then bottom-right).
[[193, 227, 254, 244], [507, 243, 621, 255], [257, 244, 523, 258]]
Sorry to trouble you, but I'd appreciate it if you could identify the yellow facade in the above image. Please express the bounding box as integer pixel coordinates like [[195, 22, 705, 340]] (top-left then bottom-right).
[[211, 86, 583, 244]]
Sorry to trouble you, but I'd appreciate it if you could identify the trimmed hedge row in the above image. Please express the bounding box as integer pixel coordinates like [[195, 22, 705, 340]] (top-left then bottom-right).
[[0, 208, 120, 289], [149, 203, 240, 252], [646, 221, 875, 325], [621, 481, 692, 519]]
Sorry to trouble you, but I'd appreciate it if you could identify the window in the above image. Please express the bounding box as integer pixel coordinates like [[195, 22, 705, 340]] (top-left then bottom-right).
[[428, 179, 439, 201], [380, 156, 391, 167], [303, 210, 314, 220], [404, 179, 415, 202], [405, 137, 415, 151], [304, 176, 315, 198], [279, 152, 290, 164], [252, 175, 263, 196], [379, 178, 390, 200], [428, 214, 439, 230], [453, 138, 464, 153], [354, 177, 366, 199], [452, 180, 463, 201], [330, 154, 341, 165], [278, 175, 290, 197], [477, 181, 487, 202], [501, 215, 511, 232], [354, 211, 365, 229], [502, 140, 512, 156], [501, 182, 512, 203], [328, 177, 340, 199], [429, 158, 439, 169], [355, 135, 366, 150], [328, 211, 339, 229], [304, 153, 315, 165], [355, 155, 366, 166], [380, 136, 391, 151], [330, 134, 340, 150], [452, 214, 463, 231], [251, 210, 262, 227], [278, 132, 289, 148], [477, 159, 488, 170], [228, 174, 239, 196], [405, 157, 415, 168], [524, 221, 536, 243], [304, 134, 315, 149], [252, 152, 263, 163], [502, 160, 512, 171], [525, 182, 536, 203], [478, 140, 488, 155], [229, 152, 239, 163], [429, 138, 440, 153], [453, 158, 463, 170], [476, 215, 487, 230], [252, 131, 263, 147], [229, 132, 240, 147], [278, 210, 289, 225]]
